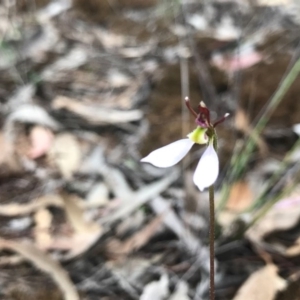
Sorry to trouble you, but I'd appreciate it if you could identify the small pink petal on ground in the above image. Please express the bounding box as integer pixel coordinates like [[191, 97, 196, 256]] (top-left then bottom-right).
[[28, 126, 54, 159], [275, 195, 300, 209], [212, 51, 263, 72]]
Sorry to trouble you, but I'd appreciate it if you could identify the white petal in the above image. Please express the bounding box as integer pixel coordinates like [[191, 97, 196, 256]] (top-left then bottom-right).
[[141, 139, 194, 168], [293, 124, 300, 136], [193, 143, 219, 191]]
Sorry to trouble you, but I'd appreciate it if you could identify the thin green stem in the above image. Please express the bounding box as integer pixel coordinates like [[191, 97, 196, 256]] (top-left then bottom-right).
[[209, 184, 215, 300]]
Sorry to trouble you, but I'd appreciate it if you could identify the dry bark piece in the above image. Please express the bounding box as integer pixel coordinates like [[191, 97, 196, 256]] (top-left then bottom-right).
[[0, 239, 79, 300], [52, 96, 143, 124], [233, 264, 286, 300]]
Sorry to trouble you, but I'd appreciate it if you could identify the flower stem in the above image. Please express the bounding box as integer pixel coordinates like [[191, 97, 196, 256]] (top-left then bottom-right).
[[209, 184, 215, 300]]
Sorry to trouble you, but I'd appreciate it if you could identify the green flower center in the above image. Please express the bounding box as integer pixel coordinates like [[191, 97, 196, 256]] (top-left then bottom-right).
[[187, 127, 208, 144]]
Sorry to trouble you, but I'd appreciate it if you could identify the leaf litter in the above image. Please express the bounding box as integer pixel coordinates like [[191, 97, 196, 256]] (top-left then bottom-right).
[[1, 0, 300, 300]]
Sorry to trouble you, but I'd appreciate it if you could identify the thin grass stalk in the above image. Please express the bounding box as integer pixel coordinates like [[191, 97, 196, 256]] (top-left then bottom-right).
[[218, 56, 300, 211], [246, 171, 300, 230], [247, 138, 300, 212]]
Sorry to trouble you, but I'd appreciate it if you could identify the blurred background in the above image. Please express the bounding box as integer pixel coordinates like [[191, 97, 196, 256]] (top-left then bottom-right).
[[0, 0, 300, 299]]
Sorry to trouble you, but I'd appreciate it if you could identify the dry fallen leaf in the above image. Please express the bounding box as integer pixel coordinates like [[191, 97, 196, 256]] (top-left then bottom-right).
[[0, 132, 22, 172], [46, 230, 103, 259], [40, 192, 103, 259], [0, 255, 24, 266], [34, 208, 53, 249], [0, 194, 63, 216], [226, 180, 254, 212], [256, 0, 291, 5], [247, 190, 300, 245], [61, 192, 100, 234], [52, 95, 143, 124], [285, 236, 300, 256], [106, 214, 163, 258], [48, 133, 82, 179], [235, 108, 268, 156], [0, 238, 79, 300], [233, 264, 286, 300]]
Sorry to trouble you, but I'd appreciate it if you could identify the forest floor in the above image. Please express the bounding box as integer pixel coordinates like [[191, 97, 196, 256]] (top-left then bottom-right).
[[0, 0, 300, 299]]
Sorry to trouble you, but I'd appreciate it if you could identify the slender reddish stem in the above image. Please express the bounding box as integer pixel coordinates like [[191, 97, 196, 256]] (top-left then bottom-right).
[[213, 113, 230, 128], [209, 185, 215, 300], [184, 97, 198, 118]]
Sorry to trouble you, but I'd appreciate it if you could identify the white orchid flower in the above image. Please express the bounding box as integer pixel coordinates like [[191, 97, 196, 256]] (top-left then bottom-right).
[[141, 98, 229, 191], [141, 127, 218, 191], [193, 141, 219, 191]]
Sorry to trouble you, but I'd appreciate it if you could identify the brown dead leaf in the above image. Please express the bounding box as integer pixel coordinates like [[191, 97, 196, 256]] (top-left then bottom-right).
[[52, 95, 143, 123], [34, 208, 53, 249], [235, 108, 268, 156], [0, 255, 24, 266], [106, 214, 163, 258], [28, 126, 54, 159], [0, 239, 79, 300], [226, 180, 254, 212], [38, 192, 104, 258], [233, 264, 286, 300], [0, 194, 63, 216], [0, 132, 22, 172], [45, 230, 103, 259], [61, 192, 100, 234], [257, 0, 291, 5], [48, 133, 82, 179], [285, 237, 300, 257], [247, 191, 300, 245]]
